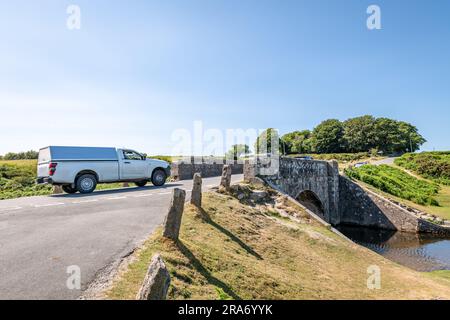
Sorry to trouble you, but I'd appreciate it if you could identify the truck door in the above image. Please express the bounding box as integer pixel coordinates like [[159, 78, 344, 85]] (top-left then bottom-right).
[[120, 150, 148, 180]]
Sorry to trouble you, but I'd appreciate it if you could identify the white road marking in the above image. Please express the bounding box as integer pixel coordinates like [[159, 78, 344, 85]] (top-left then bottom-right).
[[132, 194, 153, 198], [33, 203, 65, 208], [206, 184, 216, 188], [157, 192, 171, 195], [0, 206, 22, 212], [72, 199, 99, 204], [105, 196, 127, 201]]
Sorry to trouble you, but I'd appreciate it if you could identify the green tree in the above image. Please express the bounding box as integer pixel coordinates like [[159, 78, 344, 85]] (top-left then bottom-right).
[[374, 118, 426, 154], [255, 128, 285, 155], [281, 130, 312, 154], [397, 121, 426, 153], [225, 144, 250, 160], [311, 119, 345, 153], [3, 150, 39, 160], [343, 115, 377, 152]]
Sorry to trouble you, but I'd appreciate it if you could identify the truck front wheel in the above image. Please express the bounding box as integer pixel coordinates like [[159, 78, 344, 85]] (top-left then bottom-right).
[[151, 169, 167, 186], [62, 185, 77, 194], [76, 174, 97, 194]]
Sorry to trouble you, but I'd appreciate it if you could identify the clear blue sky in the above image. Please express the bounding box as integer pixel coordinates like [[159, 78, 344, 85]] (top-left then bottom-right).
[[1, 0, 449, 155]]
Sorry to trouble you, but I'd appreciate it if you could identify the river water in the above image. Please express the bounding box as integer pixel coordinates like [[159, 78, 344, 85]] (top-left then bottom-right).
[[336, 225, 450, 272]]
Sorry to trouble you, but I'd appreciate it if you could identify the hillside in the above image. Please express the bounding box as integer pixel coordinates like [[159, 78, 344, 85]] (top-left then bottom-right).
[[345, 164, 440, 206], [395, 152, 450, 185], [106, 185, 450, 300]]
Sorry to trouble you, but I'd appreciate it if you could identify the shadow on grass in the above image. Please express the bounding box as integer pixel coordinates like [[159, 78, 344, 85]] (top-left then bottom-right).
[[196, 207, 263, 260], [176, 240, 242, 300]]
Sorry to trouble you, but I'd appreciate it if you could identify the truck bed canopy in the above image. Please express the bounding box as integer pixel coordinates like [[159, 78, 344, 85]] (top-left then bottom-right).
[[40, 146, 119, 162]]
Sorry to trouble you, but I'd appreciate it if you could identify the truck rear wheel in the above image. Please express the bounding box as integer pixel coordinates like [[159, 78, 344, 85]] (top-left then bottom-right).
[[62, 185, 77, 194], [76, 174, 97, 194], [135, 180, 148, 187], [151, 169, 167, 186]]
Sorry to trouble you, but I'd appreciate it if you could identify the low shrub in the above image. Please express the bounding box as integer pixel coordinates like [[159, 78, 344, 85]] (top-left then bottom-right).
[[345, 164, 440, 206], [288, 152, 371, 162], [395, 152, 450, 185]]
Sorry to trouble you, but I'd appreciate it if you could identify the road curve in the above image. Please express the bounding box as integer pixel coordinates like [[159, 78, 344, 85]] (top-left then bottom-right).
[[371, 157, 398, 166], [0, 175, 243, 300]]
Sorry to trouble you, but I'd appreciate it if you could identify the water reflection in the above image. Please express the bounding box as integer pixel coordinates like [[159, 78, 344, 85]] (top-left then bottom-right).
[[336, 225, 450, 272]]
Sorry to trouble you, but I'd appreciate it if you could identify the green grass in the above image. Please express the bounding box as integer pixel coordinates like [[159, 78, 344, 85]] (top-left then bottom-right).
[[345, 164, 440, 206], [107, 190, 450, 300], [427, 270, 450, 281], [395, 152, 450, 185]]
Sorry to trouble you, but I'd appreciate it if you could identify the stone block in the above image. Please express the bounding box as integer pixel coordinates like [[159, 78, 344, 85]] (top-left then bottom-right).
[[162, 188, 186, 240], [191, 173, 202, 207], [136, 254, 171, 300], [220, 165, 232, 191]]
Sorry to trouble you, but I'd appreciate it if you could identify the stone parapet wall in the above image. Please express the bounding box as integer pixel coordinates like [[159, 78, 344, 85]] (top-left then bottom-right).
[[171, 160, 243, 181]]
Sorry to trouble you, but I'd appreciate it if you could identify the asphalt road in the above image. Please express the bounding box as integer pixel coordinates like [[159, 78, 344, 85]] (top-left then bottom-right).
[[371, 157, 397, 166], [0, 174, 243, 300]]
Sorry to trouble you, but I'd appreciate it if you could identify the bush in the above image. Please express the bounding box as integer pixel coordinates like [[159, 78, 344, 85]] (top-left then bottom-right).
[[345, 164, 440, 206], [0, 162, 52, 199], [288, 152, 370, 162], [2, 150, 38, 160], [395, 152, 450, 185]]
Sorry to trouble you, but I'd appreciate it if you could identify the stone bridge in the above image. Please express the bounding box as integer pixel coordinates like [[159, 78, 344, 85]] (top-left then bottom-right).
[[244, 157, 340, 225], [244, 156, 450, 235]]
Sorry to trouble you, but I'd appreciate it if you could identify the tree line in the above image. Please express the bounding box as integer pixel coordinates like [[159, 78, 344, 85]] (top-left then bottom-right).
[[254, 115, 426, 156], [0, 150, 39, 161]]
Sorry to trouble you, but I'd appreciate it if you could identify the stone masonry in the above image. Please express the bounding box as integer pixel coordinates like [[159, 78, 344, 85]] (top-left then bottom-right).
[[245, 157, 450, 235], [171, 158, 243, 181], [162, 188, 186, 240], [136, 254, 171, 300], [191, 173, 202, 207], [245, 157, 340, 224], [220, 165, 232, 192]]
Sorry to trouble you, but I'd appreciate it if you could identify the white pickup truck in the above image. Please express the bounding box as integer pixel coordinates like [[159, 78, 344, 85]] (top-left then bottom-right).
[[37, 146, 171, 194]]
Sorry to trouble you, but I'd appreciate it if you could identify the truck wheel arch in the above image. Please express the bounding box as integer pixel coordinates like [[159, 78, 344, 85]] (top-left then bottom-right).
[[152, 167, 167, 177], [75, 170, 99, 183]]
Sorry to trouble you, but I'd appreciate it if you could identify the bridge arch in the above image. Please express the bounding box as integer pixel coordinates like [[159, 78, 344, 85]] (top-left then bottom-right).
[[296, 190, 325, 217]]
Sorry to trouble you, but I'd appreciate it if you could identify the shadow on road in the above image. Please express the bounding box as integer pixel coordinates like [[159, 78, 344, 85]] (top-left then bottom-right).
[[50, 183, 184, 198]]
